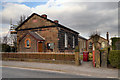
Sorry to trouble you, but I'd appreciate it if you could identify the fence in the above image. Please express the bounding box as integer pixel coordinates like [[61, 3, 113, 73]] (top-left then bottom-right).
[[1, 52, 76, 64]]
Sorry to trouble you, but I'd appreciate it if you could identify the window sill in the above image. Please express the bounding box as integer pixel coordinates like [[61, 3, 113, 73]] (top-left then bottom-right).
[[25, 46, 31, 49]]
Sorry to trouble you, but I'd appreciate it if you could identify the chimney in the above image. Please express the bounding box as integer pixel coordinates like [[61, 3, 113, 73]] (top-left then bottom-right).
[[106, 32, 109, 45], [41, 14, 47, 19], [54, 20, 59, 23]]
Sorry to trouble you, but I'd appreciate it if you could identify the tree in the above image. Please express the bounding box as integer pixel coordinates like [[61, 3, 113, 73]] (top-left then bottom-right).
[[2, 36, 8, 44], [89, 31, 101, 67], [9, 34, 17, 52], [2, 44, 11, 52], [17, 15, 26, 26]]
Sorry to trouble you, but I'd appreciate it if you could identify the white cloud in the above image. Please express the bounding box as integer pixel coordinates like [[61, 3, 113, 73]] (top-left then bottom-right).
[[1, 3, 32, 24], [31, 1, 118, 39], [0, 0, 118, 39], [1, 0, 119, 2], [1, 3, 33, 36]]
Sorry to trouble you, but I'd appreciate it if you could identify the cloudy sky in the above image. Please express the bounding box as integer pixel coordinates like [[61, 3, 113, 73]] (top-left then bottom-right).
[[0, 0, 119, 39]]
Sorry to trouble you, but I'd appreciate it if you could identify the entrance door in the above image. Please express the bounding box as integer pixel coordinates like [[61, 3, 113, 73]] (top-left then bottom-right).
[[38, 42, 43, 52]]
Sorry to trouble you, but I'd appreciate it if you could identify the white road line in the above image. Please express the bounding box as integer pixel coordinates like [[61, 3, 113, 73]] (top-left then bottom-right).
[[1, 66, 66, 74], [74, 73, 93, 77], [106, 77, 118, 78]]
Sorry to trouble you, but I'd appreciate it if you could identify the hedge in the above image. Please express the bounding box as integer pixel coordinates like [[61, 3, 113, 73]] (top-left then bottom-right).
[[109, 50, 120, 68]]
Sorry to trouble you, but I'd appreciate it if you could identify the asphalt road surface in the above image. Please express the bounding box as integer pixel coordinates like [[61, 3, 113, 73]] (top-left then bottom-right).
[[2, 66, 119, 80], [2, 66, 93, 78]]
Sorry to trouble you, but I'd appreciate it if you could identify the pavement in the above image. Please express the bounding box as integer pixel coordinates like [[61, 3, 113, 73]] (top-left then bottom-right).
[[2, 61, 119, 78]]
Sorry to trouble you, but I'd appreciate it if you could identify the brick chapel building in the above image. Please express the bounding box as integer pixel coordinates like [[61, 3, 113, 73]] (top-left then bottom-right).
[[15, 13, 79, 52]]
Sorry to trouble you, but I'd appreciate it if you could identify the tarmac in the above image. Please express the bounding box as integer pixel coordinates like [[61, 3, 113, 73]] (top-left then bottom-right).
[[2, 61, 119, 78]]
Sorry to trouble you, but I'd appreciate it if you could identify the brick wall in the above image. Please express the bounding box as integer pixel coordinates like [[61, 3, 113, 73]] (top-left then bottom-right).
[[18, 33, 38, 52], [17, 14, 78, 52], [2, 52, 75, 61], [58, 27, 78, 52]]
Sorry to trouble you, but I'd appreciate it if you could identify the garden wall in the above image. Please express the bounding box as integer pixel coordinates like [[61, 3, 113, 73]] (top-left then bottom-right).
[[1, 52, 75, 64]]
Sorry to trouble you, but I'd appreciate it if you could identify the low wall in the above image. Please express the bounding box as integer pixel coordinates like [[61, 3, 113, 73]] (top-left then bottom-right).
[[1, 52, 75, 64]]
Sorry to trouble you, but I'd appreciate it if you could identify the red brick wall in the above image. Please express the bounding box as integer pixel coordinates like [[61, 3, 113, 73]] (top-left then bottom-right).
[[2, 52, 75, 61]]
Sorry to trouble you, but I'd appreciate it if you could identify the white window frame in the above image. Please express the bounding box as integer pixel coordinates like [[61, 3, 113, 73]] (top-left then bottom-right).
[[73, 36, 75, 48], [65, 33, 68, 48]]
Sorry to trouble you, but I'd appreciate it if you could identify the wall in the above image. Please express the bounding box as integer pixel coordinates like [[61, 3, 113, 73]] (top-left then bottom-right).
[[18, 34, 38, 52], [17, 14, 78, 52], [17, 14, 57, 52], [87, 37, 108, 52], [18, 15, 55, 30], [2, 52, 75, 61], [58, 27, 78, 52], [78, 38, 87, 53], [36, 27, 59, 52]]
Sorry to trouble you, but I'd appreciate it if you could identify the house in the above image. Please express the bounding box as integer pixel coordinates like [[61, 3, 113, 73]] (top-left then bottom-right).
[[15, 13, 79, 52], [78, 35, 87, 53], [87, 32, 109, 53]]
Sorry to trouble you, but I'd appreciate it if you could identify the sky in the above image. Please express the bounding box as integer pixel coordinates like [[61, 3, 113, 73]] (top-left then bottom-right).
[[0, 0, 119, 39]]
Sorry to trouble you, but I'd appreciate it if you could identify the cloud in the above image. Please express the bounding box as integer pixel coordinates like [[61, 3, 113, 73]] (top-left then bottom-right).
[[1, 0, 119, 2], [1, 0, 118, 39], [31, 1, 118, 39], [1, 3, 32, 24]]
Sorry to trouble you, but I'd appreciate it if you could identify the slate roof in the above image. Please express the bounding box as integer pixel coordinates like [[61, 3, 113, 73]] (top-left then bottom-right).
[[15, 13, 79, 34], [88, 35, 108, 41], [29, 31, 45, 41], [79, 35, 87, 40], [19, 31, 45, 41]]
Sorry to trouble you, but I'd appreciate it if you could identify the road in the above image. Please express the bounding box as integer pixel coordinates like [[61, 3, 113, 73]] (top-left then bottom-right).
[[2, 66, 92, 78]]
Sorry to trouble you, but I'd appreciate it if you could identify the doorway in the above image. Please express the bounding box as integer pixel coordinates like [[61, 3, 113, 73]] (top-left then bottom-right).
[[38, 42, 43, 52]]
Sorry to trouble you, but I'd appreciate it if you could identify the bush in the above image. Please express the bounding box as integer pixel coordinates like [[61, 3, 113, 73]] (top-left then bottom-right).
[[75, 46, 79, 52], [2, 44, 11, 52], [109, 50, 120, 68], [89, 52, 93, 61]]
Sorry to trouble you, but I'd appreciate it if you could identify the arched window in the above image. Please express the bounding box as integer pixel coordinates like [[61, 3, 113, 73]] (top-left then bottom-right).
[[26, 40, 29, 46], [101, 41, 105, 48], [25, 38, 31, 48]]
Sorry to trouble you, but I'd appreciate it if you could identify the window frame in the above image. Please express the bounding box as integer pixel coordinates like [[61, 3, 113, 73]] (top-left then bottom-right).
[[65, 33, 68, 48], [25, 38, 31, 48], [73, 36, 75, 48]]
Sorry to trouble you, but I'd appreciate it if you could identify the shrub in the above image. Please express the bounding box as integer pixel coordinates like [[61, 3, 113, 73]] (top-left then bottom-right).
[[2, 44, 11, 52], [109, 50, 120, 68], [75, 46, 79, 52], [89, 52, 93, 61]]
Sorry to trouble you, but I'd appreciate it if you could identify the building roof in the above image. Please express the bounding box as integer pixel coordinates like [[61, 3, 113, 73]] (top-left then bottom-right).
[[19, 31, 45, 41], [15, 13, 79, 34], [29, 31, 45, 41], [88, 35, 108, 41], [78, 35, 87, 40]]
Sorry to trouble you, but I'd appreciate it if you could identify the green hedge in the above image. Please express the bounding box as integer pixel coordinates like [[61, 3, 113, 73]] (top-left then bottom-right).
[[109, 50, 120, 68]]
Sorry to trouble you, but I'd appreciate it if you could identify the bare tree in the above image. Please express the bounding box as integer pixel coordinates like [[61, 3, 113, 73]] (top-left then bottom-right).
[[2, 36, 8, 44], [17, 15, 26, 26]]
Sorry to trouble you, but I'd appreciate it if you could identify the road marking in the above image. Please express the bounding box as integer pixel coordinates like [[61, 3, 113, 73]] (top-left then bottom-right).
[[74, 73, 93, 77], [1, 66, 66, 74], [106, 77, 118, 78]]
